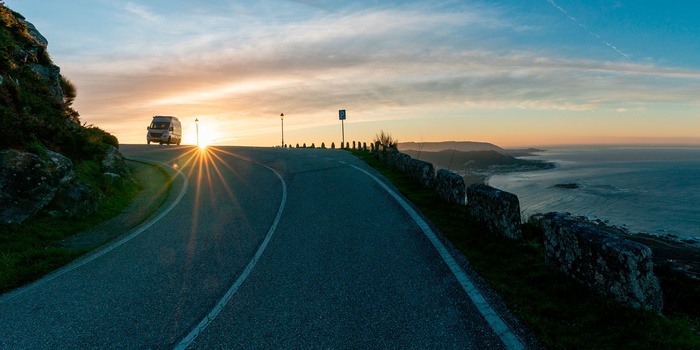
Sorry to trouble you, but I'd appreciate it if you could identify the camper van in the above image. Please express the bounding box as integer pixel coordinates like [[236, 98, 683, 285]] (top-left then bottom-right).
[[146, 116, 182, 145]]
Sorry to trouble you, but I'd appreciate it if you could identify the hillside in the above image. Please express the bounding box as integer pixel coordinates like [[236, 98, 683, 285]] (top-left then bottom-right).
[[0, 5, 118, 158], [0, 4, 130, 223], [403, 149, 554, 184], [399, 141, 505, 153]]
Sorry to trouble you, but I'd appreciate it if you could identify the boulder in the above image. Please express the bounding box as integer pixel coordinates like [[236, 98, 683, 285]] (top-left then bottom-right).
[[46, 180, 100, 219], [539, 212, 663, 312], [0, 149, 75, 223], [467, 183, 522, 239], [101, 146, 130, 177]]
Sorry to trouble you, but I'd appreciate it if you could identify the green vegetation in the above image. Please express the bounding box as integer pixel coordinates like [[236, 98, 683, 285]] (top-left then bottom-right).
[[351, 148, 700, 350], [0, 166, 142, 294], [0, 5, 116, 162]]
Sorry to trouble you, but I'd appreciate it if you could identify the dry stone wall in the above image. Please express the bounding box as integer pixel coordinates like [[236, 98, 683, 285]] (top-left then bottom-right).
[[539, 212, 663, 312], [467, 183, 522, 239], [370, 143, 663, 312], [435, 169, 466, 205]]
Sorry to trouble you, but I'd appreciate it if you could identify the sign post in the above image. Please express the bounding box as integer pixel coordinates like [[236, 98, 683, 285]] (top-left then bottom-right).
[[339, 109, 346, 146]]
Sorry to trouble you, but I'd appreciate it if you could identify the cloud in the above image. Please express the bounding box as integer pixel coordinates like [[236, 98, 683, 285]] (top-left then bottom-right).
[[122, 2, 162, 22], [60, 1, 700, 142]]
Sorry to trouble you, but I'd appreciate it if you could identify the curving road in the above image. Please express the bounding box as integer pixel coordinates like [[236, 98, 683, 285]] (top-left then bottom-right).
[[0, 145, 527, 349]]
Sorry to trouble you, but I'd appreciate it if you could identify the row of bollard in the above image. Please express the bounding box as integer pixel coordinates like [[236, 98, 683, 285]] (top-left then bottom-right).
[[284, 141, 370, 151]]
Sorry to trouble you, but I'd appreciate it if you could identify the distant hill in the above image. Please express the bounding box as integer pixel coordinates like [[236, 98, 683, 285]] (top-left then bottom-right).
[[399, 141, 505, 154], [403, 149, 554, 184]]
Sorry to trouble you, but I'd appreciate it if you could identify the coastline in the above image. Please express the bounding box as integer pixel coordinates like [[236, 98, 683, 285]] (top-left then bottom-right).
[[488, 147, 700, 243]]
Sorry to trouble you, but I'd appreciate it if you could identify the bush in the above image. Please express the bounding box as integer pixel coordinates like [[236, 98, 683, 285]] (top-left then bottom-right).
[[59, 75, 76, 106]]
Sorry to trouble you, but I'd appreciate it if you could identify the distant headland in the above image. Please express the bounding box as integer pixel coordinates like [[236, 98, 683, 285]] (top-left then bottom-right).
[[398, 141, 554, 185]]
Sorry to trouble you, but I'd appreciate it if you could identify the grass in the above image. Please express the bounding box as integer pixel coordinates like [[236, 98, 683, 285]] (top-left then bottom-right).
[[0, 166, 142, 294], [351, 148, 700, 350]]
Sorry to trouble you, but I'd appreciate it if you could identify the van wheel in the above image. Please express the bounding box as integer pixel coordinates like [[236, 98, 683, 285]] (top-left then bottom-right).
[[147, 141, 150, 144], [177, 140, 181, 145], [159, 142, 163, 145], [167, 137, 171, 145]]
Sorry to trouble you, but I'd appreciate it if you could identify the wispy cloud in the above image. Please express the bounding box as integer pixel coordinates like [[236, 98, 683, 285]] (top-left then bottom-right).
[[49, 1, 700, 144], [122, 2, 162, 22]]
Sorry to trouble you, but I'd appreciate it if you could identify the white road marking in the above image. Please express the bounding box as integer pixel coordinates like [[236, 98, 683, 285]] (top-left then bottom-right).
[[174, 160, 287, 350], [350, 164, 526, 350], [0, 159, 189, 303]]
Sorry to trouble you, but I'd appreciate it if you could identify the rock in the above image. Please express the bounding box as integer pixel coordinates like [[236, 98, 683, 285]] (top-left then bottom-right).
[[435, 169, 466, 205], [21, 18, 48, 47], [467, 183, 522, 239], [46, 180, 99, 219], [552, 183, 580, 189], [539, 212, 663, 313], [30, 63, 63, 102], [101, 146, 130, 177], [0, 149, 75, 223]]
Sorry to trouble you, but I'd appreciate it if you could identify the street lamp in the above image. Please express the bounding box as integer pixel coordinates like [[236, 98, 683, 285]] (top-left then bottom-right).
[[195, 118, 199, 147], [280, 113, 284, 148]]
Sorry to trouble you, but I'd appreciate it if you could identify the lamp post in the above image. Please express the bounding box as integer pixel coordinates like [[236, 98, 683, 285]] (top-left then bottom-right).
[[280, 113, 284, 148], [195, 118, 199, 147]]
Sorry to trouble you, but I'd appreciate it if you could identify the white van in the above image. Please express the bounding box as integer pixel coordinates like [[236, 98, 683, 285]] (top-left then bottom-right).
[[146, 116, 182, 145]]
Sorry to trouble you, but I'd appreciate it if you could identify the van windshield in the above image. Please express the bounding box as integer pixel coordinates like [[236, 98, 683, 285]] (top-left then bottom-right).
[[150, 122, 170, 129]]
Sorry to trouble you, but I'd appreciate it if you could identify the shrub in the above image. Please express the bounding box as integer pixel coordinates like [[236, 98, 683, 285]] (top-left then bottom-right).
[[59, 75, 76, 106], [374, 130, 398, 149]]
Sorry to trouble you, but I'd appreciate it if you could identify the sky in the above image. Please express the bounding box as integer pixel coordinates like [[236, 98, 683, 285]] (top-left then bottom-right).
[[5, 0, 700, 148]]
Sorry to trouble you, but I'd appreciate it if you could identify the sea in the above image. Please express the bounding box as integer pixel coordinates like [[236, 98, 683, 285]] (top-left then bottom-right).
[[488, 147, 700, 240]]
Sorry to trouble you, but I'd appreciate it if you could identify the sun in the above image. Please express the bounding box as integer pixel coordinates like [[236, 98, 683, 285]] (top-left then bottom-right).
[[193, 122, 218, 149]]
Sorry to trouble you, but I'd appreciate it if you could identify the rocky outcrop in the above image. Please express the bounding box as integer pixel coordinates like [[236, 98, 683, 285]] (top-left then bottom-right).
[[45, 180, 100, 219], [435, 169, 466, 205], [539, 212, 663, 312], [101, 146, 131, 177], [0, 149, 75, 223], [13, 12, 64, 104], [467, 183, 522, 239], [0, 147, 133, 223]]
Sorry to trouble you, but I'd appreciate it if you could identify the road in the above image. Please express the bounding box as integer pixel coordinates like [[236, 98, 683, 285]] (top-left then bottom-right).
[[0, 145, 528, 349]]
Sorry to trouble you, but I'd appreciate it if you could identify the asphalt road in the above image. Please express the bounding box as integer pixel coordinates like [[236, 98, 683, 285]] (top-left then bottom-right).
[[0, 145, 529, 349]]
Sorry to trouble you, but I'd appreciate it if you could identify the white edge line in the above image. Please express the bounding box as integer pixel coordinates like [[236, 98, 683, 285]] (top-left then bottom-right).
[[0, 158, 189, 303], [350, 164, 526, 350], [173, 161, 287, 350]]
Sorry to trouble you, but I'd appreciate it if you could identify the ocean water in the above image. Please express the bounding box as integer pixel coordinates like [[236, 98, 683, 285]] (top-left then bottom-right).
[[488, 147, 700, 240]]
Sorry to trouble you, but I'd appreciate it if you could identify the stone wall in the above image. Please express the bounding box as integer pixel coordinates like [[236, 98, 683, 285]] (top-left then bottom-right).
[[467, 183, 522, 239], [539, 212, 663, 312], [435, 169, 466, 205], [369, 143, 664, 312]]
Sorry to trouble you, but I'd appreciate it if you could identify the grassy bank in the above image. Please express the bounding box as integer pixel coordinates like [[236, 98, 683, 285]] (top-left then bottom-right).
[[351, 149, 700, 349], [0, 164, 146, 294]]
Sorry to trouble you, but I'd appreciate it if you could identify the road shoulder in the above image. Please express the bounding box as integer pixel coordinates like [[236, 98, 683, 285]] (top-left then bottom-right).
[[61, 160, 170, 251]]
